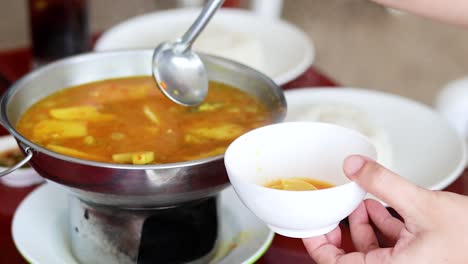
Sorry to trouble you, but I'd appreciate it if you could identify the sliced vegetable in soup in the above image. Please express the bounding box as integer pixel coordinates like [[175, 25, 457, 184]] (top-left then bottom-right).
[[16, 76, 272, 164]]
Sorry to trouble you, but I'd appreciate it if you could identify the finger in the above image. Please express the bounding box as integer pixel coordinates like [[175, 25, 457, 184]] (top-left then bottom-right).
[[303, 226, 342, 255], [371, 0, 468, 28], [313, 244, 347, 264], [348, 202, 379, 253], [326, 225, 342, 248], [305, 229, 394, 264], [343, 155, 430, 221], [309, 245, 393, 264], [365, 199, 404, 243]]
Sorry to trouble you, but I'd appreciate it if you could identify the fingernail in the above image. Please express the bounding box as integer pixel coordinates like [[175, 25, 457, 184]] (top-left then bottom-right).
[[343, 155, 366, 176]]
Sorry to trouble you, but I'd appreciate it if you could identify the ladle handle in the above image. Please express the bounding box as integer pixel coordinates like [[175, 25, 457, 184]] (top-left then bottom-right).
[[177, 0, 225, 52], [0, 147, 33, 178]]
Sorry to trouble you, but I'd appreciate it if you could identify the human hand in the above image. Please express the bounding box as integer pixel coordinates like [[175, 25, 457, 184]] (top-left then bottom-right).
[[371, 0, 468, 27], [303, 155, 468, 263]]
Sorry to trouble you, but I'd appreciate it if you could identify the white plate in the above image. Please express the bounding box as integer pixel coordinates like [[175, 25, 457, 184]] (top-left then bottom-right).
[[0, 135, 44, 188], [284, 88, 467, 192], [12, 183, 274, 264], [94, 8, 314, 85]]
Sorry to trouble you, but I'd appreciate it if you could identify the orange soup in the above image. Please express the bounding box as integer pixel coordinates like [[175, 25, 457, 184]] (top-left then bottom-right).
[[264, 178, 334, 191], [16, 76, 272, 164]]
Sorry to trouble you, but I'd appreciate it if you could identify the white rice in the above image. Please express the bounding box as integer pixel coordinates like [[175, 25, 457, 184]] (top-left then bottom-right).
[[192, 26, 265, 72], [286, 102, 393, 168]]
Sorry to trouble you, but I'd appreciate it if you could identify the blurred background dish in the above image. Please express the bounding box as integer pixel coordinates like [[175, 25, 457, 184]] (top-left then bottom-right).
[[286, 102, 393, 169], [4, 1, 468, 107], [0, 135, 43, 188], [284, 88, 467, 195], [94, 8, 314, 85]]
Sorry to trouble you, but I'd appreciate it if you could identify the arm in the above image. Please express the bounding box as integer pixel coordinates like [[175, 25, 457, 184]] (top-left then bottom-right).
[[373, 0, 468, 28]]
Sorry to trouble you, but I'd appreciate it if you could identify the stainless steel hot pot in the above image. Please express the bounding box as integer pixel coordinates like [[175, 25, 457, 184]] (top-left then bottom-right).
[[0, 50, 286, 208]]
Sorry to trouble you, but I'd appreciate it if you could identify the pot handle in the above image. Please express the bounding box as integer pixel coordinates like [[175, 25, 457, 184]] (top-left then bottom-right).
[[0, 147, 33, 178]]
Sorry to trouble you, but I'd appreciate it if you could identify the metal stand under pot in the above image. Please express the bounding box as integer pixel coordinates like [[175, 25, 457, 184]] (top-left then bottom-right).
[[69, 193, 219, 264]]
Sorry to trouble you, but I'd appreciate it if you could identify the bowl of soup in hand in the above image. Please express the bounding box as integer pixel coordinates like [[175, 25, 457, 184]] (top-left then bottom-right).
[[0, 50, 286, 207], [224, 122, 377, 238]]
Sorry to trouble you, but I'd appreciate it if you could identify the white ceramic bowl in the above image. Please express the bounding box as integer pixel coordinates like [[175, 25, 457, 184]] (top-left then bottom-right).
[[94, 8, 314, 85], [436, 77, 468, 149], [224, 122, 377, 238], [0, 135, 44, 188]]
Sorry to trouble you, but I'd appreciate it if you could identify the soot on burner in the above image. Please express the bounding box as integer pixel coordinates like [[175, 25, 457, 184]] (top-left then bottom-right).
[[137, 197, 218, 264]]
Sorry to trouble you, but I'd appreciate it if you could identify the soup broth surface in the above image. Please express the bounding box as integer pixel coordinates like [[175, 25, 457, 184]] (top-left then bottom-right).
[[264, 177, 334, 191], [16, 76, 272, 164]]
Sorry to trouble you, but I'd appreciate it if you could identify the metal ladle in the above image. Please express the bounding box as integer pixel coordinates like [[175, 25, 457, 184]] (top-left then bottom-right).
[[152, 0, 225, 106]]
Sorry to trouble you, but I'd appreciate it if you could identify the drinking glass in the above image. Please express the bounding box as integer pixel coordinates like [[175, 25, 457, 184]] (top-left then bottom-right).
[[28, 0, 91, 67]]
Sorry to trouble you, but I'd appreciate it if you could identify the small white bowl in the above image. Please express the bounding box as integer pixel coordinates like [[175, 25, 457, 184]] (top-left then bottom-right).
[[224, 122, 377, 238], [0, 135, 44, 188]]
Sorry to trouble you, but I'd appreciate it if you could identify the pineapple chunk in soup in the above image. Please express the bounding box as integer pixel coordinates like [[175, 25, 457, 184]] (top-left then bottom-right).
[[16, 76, 272, 164]]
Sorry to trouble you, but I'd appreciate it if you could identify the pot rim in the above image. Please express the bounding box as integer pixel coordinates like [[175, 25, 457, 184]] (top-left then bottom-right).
[[0, 50, 285, 170]]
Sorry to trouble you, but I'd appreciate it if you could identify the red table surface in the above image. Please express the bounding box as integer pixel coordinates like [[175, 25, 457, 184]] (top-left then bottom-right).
[[0, 48, 467, 264]]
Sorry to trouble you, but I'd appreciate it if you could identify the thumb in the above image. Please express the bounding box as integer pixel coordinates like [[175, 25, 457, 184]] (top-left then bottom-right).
[[343, 155, 431, 220]]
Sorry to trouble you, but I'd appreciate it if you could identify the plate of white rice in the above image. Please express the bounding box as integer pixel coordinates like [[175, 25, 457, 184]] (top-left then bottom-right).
[[284, 88, 467, 193], [94, 8, 314, 86]]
